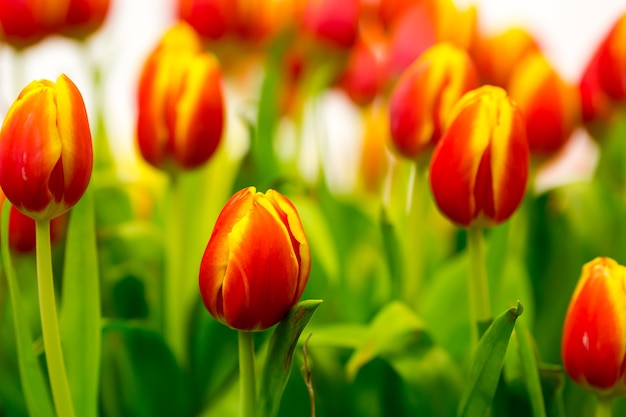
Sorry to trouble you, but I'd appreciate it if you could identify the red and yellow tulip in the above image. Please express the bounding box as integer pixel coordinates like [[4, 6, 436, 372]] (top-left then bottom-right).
[[508, 52, 580, 158], [199, 186, 311, 331], [562, 257, 626, 398], [136, 23, 225, 173], [429, 85, 528, 227], [0, 74, 93, 221], [389, 42, 479, 160]]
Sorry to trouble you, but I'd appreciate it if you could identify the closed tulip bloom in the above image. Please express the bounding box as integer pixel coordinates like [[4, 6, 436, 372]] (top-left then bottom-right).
[[300, 0, 359, 49], [562, 257, 626, 397], [508, 52, 580, 157], [178, 0, 234, 40], [0, 0, 70, 48], [389, 42, 479, 160], [429, 85, 528, 227], [60, 0, 111, 39], [0, 74, 93, 221], [597, 13, 626, 101], [199, 187, 311, 331], [137, 23, 225, 173]]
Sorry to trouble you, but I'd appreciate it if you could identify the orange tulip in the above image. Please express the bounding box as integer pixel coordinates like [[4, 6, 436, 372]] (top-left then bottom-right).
[[562, 257, 626, 397], [429, 85, 528, 227], [508, 52, 580, 158], [199, 187, 311, 331], [0, 74, 93, 221], [389, 42, 479, 160], [137, 23, 225, 173]]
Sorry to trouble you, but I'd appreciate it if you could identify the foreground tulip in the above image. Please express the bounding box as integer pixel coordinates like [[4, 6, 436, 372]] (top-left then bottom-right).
[[199, 186, 311, 331], [562, 257, 626, 398], [389, 42, 479, 160], [508, 52, 580, 158], [0, 74, 93, 221], [137, 23, 225, 173], [429, 85, 528, 227]]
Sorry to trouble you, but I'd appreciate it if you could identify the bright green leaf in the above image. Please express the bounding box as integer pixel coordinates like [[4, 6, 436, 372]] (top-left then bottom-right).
[[515, 320, 546, 417], [259, 299, 322, 417], [0, 201, 54, 417], [458, 302, 523, 417]]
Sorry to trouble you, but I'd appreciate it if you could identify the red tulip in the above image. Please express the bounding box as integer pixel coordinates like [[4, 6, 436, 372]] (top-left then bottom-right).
[[562, 257, 626, 398], [429, 85, 528, 227], [199, 187, 311, 331], [0, 0, 70, 48], [300, 0, 359, 49], [0, 74, 93, 221], [389, 42, 479, 160], [60, 0, 111, 39], [508, 52, 580, 158], [137, 23, 225, 173]]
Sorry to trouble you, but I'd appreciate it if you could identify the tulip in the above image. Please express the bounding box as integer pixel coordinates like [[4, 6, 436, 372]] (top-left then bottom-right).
[[429, 85, 529, 227], [60, 0, 111, 40], [389, 42, 479, 160], [472, 27, 539, 88], [562, 257, 626, 398], [0, 74, 93, 221], [596, 13, 626, 101], [508, 52, 580, 158], [0, 0, 70, 48], [136, 23, 225, 173], [300, 0, 359, 49], [199, 186, 311, 331], [177, 0, 234, 40], [336, 35, 385, 106]]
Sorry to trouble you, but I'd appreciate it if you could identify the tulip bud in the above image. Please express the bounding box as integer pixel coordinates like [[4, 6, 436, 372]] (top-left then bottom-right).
[[508, 52, 580, 158], [60, 0, 111, 40], [597, 13, 626, 101], [389, 42, 479, 160], [562, 257, 626, 397], [137, 23, 225, 173], [177, 0, 234, 40], [300, 0, 359, 49], [199, 187, 311, 331], [429, 85, 529, 227], [0, 0, 70, 48], [0, 74, 93, 221]]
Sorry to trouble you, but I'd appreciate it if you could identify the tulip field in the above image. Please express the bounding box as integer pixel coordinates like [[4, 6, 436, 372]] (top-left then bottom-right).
[[2, 1, 626, 417]]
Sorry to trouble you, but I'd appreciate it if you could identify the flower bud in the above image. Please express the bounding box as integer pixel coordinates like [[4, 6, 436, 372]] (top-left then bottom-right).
[[508, 52, 580, 158], [0, 0, 70, 48], [389, 42, 479, 160], [199, 187, 311, 331], [596, 13, 626, 101], [562, 257, 626, 398], [60, 0, 111, 40], [137, 23, 225, 173], [0, 74, 93, 221], [429, 85, 528, 227]]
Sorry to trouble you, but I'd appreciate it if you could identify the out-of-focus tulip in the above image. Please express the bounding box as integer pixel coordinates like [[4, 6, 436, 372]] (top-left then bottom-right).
[[389, 42, 479, 160], [300, 0, 359, 49], [358, 103, 391, 195], [508, 52, 580, 158], [0, 0, 70, 48], [472, 27, 539, 88], [384, 0, 476, 80], [178, 0, 234, 40], [562, 257, 626, 398], [336, 34, 386, 106], [137, 23, 225, 173], [0, 74, 93, 221], [429, 85, 528, 227], [199, 186, 311, 331], [0, 190, 67, 253], [60, 0, 111, 40], [580, 48, 613, 126]]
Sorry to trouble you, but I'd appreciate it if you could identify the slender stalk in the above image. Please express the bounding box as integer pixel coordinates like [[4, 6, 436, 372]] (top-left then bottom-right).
[[466, 226, 491, 342], [595, 397, 612, 417], [165, 174, 185, 364], [402, 162, 425, 305], [238, 331, 257, 417], [36, 219, 75, 417]]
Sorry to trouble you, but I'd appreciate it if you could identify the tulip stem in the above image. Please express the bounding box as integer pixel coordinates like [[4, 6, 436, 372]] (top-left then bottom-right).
[[595, 397, 612, 417], [35, 219, 76, 417], [238, 331, 257, 417], [467, 226, 491, 342]]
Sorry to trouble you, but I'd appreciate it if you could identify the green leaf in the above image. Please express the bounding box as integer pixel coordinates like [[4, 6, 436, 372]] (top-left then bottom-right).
[[59, 185, 101, 417], [0, 201, 54, 417], [259, 299, 322, 417], [100, 321, 191, 417], [516, 320, 546, 417], [380, 208, 404, 299], [304, 323, 367, 350], [346, 301, 426, 380], [458, 302, 523, 417]]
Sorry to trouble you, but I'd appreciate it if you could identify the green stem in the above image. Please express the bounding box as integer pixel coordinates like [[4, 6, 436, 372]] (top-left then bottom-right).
[[36, 219, 75, 417], [467, 226, 491, 342], [165, 175, 185, 364], [402, 161, 424, 305], [595, 397, 612, 417], [238, 331, 257, 417]]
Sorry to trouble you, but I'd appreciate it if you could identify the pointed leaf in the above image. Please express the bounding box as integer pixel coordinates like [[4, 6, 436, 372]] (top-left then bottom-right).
[[60, 185, 101, 417], [259, 299, 322, 417], [458, 301, 523, 417], [1, 201, 54, 417]]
